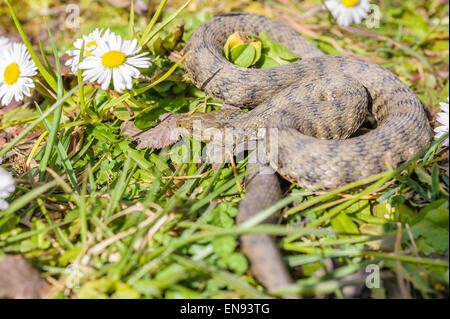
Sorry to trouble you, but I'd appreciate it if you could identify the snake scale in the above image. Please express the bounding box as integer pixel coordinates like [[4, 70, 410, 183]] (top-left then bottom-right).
[[176, 12, 432, 293]]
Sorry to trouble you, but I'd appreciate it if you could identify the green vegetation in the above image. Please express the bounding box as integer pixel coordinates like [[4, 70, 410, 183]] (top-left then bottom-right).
[[0, 0, 448, 298]]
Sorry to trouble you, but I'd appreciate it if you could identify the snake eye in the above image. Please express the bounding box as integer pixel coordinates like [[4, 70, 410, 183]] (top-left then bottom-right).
[[176, 117, 190, 128]]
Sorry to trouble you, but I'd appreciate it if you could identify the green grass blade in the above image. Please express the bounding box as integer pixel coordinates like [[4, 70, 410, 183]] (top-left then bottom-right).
[[38, 39, 57, 80], [35, 104, 80, 193], [38, 22, 65, 182], [0, 219, 72, 247], [173, 255, 270, 298], [104, 153, 132, 220], [77, 41, 86, 111], [129, 0, 135, 38], [0, 83, 83, 158], [138, 0, 168, 47], [0, 180, 59, 222], [140, 0, 192, 47], [36, 198, 73, 249]]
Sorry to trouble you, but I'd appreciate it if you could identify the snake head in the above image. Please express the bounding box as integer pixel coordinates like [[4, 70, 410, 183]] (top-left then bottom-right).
[[176, 109, 244, 145]]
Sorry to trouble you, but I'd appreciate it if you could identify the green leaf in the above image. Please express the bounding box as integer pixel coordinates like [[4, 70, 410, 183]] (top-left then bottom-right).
[[251, 41, 262, 66], [0, 215, 20, 233], [373, 202, 394, 220], [111, 282, 140, 299], [431, 164, 441, 199], [411, 203, 449, 253], [254, 55, 281, 69], [302, 261, 322, 277], [161, 96, 188, 112], [343, 200, 370, 214], [165, 285, 202, 299], [209, 203, 237, 227], [225, 252, 248, 275], [412, 199, 448, 224], [403, 177, 430, 201], [154, 264, 187, 289], [212, 235, 236, 257], [87, 123, 119, 143], [64, 209, 80, 223], [2, 106, 39, 123], [415, 237, 437, 255], [77, 279, 115, 299], [330, 213, 360, 234], [19, 218, 51, 252], [131, 280, 161, 297], [133, 108, 166, 130], [258, 31, 299, 64], [415, 166, 432, 187], [229, 44, 257, 68], [359, 224, 384, 235]]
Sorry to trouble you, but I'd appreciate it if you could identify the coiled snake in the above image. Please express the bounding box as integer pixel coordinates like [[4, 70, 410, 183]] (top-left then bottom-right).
[[177, 12, 431, 294]]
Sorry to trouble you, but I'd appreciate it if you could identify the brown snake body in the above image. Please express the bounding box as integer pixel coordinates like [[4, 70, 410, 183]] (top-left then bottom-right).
[[176, 12, 432, 294]]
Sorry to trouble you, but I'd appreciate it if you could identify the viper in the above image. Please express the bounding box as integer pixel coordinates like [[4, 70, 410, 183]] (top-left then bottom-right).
[[176, 12, 431, 293]]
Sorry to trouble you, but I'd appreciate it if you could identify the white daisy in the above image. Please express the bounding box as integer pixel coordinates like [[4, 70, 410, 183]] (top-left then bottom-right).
[[65, 28, 116, 73], [0, 36, 10, 49], [79, 34, 151, 92], [324, 0, 371, 27], [434, 97, 449, 147], [0, 157, 15, 211], [0, 42, 37, 106]]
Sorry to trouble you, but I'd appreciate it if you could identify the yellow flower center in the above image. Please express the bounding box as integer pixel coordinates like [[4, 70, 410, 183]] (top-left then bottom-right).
[[4, 63, 20, 85], [101, 50, 126, 68], [85, 41, 97, 57], [341, 0, 359, 7]]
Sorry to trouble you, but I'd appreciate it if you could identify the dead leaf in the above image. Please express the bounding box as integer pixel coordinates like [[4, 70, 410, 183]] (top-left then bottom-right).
[[0, 256, 49, 299], [120, 113, 184, 149], [120, 121, 144, 138]]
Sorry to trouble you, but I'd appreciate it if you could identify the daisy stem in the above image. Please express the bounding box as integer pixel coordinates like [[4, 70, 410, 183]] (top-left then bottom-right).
[[139, 0, 192, 47], [128, 0, 135, 38], [138, 0, 168, 47], [38, 39, 57, 80], [78, 41, 86, 112]]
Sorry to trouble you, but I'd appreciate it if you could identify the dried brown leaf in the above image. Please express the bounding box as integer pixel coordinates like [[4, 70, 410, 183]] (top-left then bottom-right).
[[120, 113, 184, 149]]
